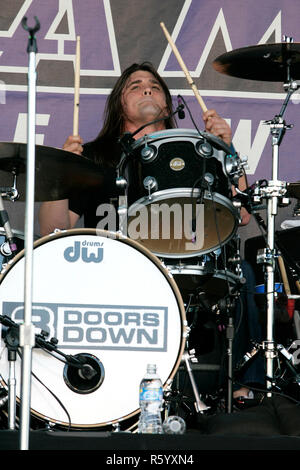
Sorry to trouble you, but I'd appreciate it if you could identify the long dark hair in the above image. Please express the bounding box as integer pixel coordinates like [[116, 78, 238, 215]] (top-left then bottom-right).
[[88, 62, 176, 165]]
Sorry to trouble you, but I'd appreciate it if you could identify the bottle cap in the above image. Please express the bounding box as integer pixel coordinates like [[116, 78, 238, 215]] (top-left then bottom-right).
[[163, 416, 186, 434]]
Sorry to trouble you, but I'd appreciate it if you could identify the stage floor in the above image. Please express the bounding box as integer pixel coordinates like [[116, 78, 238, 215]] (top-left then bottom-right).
[[1, 396, 300, 451]]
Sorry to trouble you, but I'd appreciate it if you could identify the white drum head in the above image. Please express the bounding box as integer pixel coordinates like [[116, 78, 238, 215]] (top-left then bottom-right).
[[0, 229, 186, 429]]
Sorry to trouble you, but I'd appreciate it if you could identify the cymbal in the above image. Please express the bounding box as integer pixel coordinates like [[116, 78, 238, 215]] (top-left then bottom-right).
[[0, 142, 112, 202], [287, 182, 300, 199], [213, 43, 300, 81]]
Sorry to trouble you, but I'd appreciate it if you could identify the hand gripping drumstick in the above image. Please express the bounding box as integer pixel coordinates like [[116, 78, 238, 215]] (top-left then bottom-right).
[[160, 22, 207, 112], [73, 36, 80, 136]]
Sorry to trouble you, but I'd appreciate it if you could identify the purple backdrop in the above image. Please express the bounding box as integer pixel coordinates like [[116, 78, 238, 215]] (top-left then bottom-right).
[[0, 0, 299, 234]]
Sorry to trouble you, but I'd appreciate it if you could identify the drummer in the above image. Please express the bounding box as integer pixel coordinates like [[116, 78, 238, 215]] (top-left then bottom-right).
[[38, 61, 250, 235], [39, 61, 261, 402]]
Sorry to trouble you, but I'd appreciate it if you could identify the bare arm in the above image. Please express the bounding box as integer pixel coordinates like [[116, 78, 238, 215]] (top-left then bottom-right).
[[202, 109, 231, 146], [38, 200, 80, 237], [38, 135, 83, 236], [202, 110, 250, 226]]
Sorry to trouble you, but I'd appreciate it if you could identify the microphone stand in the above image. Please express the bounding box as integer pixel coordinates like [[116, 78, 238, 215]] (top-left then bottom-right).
[[3, 323, 19, 430], [19, 16, 40, 450], [213, 278, 246, 413]]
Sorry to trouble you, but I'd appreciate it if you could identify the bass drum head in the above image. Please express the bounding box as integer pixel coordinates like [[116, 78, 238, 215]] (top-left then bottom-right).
[[0, 229, 186, 429]]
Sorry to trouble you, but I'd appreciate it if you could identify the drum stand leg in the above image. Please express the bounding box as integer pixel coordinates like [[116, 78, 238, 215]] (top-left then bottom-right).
[[8, 361, 16, 430], [217, 288, 244, 413], [181, 351, 210, 414]]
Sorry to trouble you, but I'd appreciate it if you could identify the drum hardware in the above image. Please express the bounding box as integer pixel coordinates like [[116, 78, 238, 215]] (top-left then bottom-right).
[[0, 313, 107, 430], [181, 350, 210, 414], [0, 388, 8, 409], [214, 38, 300, 396], [293, 199, 300, 217], [212, 276, 246, 413], [177, 94, 249, 188], [161, 347, 210, 422], [0, 194, 18, 258], [0, 182, 19, 202], [234, 340, 300, 396], [234, 341, 262, 376], [251, 139, 290, 394], [252, 212, 300, 296], [143, 176, 158, 198]]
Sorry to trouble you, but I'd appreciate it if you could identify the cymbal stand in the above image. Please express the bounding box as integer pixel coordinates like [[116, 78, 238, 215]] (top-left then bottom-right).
[[19, 16, 40, 450], [253, 75, 299, 395], [116, 133, 134, 236]]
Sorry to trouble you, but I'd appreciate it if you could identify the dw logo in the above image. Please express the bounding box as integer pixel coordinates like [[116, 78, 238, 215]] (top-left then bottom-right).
[[64, 240, 104, 263]]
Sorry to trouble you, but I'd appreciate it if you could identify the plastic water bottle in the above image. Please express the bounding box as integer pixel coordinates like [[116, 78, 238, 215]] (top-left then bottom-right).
[[138, 364, 163, 434]]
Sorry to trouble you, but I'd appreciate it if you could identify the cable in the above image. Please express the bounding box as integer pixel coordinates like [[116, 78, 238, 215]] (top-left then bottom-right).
[[177, 94, 202, 136], [16, 348, 72, 431]]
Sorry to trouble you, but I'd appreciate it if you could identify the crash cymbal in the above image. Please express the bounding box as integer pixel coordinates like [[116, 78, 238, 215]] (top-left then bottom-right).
[[213, 43, 300, 81], [287, 182, 300, 199], [0, 142, 114, 202]]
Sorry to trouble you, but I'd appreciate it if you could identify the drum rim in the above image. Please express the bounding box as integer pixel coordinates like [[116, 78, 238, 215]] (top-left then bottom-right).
[[130, 128, 232, 155], [0, 228, 187, 429], [127, 189, 239, 258], [169, 265, 241, 281], [128, 187, 237, 213]]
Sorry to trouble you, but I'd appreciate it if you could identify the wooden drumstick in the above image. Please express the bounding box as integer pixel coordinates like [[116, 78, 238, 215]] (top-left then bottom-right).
[[160, 22, 207, 112], [278, 255, 291, 296], [73, 36, 80, 136]]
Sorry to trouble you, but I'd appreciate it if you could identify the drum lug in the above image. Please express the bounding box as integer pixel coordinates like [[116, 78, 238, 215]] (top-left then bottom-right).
[[143, 176, 158, 199], [141, 144, 157, 162]]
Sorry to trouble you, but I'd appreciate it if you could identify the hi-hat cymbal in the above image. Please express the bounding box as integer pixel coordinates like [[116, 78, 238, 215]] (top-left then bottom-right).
[[0, 142, 114, 202], [287, 182, 300, 199], [213, 43, 300, 81]]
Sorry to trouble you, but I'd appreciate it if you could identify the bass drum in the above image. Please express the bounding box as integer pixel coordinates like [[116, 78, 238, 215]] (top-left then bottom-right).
[[0, 229, 186, 430]]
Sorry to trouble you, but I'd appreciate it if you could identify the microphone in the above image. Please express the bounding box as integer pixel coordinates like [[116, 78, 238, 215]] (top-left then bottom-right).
[[177, 95, 185, 119]]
